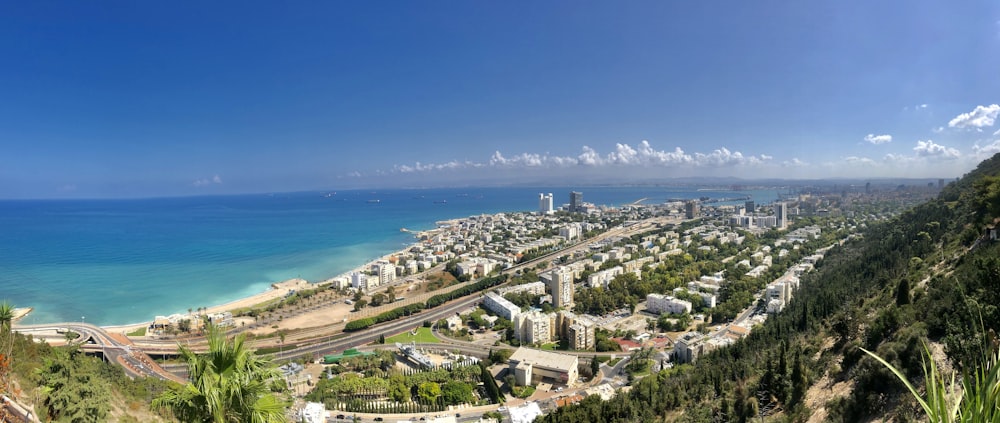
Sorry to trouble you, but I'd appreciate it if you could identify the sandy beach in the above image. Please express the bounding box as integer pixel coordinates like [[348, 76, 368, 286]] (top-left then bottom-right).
[[104, 232, 431, 335]]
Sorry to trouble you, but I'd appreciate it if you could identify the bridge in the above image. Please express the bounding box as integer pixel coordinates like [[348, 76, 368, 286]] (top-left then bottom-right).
[[13, 323, 185, 383]]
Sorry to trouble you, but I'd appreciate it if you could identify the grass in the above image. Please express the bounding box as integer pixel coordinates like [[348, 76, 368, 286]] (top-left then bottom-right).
[[607, 357, 623, 367], [126, 327, 146, 337], [512, 385, 536, 399], [385, 327, 440, 344], [540, 343, 557, 351]]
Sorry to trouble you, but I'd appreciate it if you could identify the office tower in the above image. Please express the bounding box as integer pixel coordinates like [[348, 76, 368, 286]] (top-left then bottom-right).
[[775, 202, 787, 229], [570, 191, 583, 213], [685, 201, 700, 219], [744, 200, 755, 213]]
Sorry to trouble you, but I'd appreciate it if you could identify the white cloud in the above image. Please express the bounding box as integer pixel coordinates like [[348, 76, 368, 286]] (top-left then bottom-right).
[[864, 133, 893, 144], [973, 140, 1000, 157], [948, 104, 1000, 130], [782, 158, 808, 167], [920, 104, 928, 109], [386, 141, 771, 176], [193, 174, 223, 187], [913, 140, 960, 159]]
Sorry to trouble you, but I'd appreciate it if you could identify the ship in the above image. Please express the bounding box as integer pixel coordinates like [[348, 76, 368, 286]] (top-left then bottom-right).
[[433, 200, 447, 204]]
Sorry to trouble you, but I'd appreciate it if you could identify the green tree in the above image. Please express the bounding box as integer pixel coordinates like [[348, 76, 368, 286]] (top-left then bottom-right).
[[440, 381, 474, 405], [590, 356, 600, 376], [0, 301, 13, 394], [37, 347, 113, 422], [896, 277, 911, 306], [386, 286, 397, 303], [354, 299, 368, 311], [417, 381, 441, 403], [153, 324, 288, 423], [371, 292, 387, 307]]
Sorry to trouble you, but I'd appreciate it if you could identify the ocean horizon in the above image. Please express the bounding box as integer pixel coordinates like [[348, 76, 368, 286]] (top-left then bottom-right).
[[1, 186, 779, 326]]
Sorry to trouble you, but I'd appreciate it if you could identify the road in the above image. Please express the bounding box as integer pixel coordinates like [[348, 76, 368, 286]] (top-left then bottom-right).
[[13, 323, 184, 383]]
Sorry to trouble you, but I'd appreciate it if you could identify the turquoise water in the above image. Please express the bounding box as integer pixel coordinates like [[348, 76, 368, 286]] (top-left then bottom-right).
[[0, 186, 778, 325]]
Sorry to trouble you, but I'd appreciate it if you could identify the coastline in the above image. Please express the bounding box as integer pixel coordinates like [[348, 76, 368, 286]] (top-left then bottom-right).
[[101, 234, 425, 333]]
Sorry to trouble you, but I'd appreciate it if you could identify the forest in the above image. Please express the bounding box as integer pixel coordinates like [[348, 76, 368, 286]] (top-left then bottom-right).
[[539, 154, 1000, 422]]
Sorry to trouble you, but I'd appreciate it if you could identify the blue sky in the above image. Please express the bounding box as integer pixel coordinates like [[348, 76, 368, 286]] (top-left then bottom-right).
[[2, 2, 999, 198]]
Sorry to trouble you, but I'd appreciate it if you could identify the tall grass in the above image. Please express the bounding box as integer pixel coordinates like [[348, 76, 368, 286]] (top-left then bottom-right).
[[863, 338, 1000, 422]]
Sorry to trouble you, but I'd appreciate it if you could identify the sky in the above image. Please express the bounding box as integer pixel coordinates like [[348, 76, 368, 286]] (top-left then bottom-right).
[[2, 2, 1000, 198]]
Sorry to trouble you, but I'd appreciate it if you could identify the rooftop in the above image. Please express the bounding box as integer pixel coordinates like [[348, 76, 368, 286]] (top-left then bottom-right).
[[508, 347, 578, 372]]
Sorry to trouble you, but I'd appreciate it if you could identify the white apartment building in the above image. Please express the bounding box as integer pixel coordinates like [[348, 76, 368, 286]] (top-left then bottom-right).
[[646, 293, 692, 315], [546, 267, 574, 308], [538, 193, 554, 215], [372, 260, 396, 286], [587, 266, 624, 288], [497, 281, 547, 296], [350, 272, 370, 291], [484, 292, 521, 320]]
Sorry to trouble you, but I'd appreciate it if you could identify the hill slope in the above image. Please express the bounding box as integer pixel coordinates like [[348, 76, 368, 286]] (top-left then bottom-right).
[[539, 153, 1000, 423]]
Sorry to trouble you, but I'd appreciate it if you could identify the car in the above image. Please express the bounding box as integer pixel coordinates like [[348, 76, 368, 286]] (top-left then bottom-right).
[[336, 415, 345, 420], [374, 418, 384, 422]]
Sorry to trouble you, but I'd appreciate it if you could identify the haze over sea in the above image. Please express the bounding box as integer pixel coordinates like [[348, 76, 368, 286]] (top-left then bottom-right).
[[1, 186, 779, 326]]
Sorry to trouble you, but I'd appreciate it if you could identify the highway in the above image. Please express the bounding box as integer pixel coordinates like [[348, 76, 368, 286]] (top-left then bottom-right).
[[13, 323, 185, 383]]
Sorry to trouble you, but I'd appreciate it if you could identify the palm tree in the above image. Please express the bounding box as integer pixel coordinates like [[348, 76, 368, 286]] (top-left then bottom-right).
[[153, 324, 288, 422], [0, 301, 14, 394]]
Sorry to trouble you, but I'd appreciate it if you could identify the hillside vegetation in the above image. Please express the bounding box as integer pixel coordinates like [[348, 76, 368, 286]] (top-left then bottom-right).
[[539, 153, 1000, 423]]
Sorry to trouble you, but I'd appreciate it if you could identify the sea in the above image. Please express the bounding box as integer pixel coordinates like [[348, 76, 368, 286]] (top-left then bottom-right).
[[0, 186, 779, 326]]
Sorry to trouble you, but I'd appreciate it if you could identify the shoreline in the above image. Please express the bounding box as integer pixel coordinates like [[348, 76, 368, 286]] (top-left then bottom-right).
[[100, 232, 430, 333]]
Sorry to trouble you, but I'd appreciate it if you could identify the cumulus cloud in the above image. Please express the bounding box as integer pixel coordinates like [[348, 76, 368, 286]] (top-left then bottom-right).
[[385, 141, 772, 176], [913, 140, 960, 159], [948, 104, 1000, 130], [864, 134, 893, 144], [193, 175, 223, 187], [974, 140, 1000, 157], [782, 158, 808, 167]]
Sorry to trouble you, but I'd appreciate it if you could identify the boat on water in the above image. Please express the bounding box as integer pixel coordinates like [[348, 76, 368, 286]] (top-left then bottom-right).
[[433, 200, 447, 204], [367, 199, 381, 203]]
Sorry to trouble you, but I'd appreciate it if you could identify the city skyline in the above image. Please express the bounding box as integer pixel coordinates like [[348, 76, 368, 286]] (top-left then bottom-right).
[[2, 2, 999, 198]]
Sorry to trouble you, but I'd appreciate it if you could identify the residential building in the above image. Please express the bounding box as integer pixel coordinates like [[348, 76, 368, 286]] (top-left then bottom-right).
[[587, 266, 623, 288], [567, 320, 595, 350], [350, 272, 369, 291], [515, 310, 553, 344], [538, 193, 554, 215], [484, 292, 521, 320], [646, 293, 692, 315], [547, 266, 574, 308], [372, 260, 396, 286]]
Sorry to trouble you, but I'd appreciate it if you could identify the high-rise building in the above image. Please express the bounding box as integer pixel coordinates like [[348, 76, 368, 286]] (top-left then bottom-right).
[[865, 182, 871, 194], [685, 201, 700, 219], [939, 179, 945, 189], [569, 191, 583, 213], [744, 200, 755, 213], [547, 267, 574, 308], [538, 193, 554, 215], [775, 202, 787, 229]]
